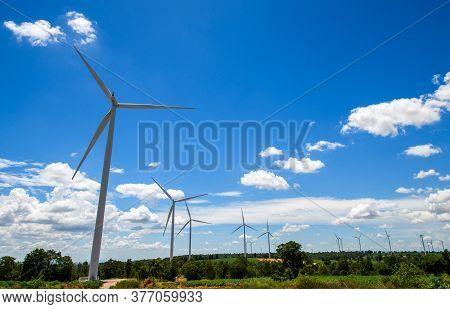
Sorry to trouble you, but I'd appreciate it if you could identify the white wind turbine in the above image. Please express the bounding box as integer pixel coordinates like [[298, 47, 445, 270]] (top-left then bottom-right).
[[385, 230, 392, 253], [177, 201, 211, 260], [334, 233, 342, 252], [354, 234, 362, 252], [231, 209, 256, 258], [258, 220, 274, 258], [152, 178, 207, 262], [72, 47, 192, 280]]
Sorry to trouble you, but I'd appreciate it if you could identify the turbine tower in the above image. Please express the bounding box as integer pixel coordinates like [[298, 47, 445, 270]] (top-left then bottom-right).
[[231, 209, 256, 258], [420, 234, 427, 253], [177, 201, 211, 260], [354, 234, 362, 252], [258, 220, 274, 258], [340, 237, 344, 252], [430, 239, 434, 252], [334, 233, 342, 252], [152, 178, 207, 262], [385, 230, 392, 253], [439, 240, 445, 251], [72, 47, 192, 280]]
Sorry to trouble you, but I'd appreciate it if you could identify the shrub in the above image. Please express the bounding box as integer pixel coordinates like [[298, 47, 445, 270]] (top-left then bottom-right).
[[383, 262, 431, 289], [111, 279, 139, 289]]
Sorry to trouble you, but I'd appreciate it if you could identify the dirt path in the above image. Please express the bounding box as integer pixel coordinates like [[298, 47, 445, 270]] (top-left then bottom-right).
[[100, 279, 126, 289]]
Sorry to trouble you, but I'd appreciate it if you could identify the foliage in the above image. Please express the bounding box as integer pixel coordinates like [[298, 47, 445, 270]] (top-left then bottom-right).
[[111, 279, 140, 289]]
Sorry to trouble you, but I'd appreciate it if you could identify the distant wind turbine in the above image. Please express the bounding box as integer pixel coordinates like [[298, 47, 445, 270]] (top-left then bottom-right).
[[430, 239, 434, 252], [177, 201, 211, 260], [152, 178, 207, 262], [334, 233, 342, 252], [439, 240, 445, 251], [420, 234, 427, 253], [231, 209, 256, 258], [258, 220, 274, 258], [354, 234, 362, 252], [385, 230, 392, 253], [72, 47, 192, 280]]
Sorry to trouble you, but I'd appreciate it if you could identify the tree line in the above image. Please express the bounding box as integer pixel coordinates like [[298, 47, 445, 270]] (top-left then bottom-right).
[[0, 241, 449, 282]]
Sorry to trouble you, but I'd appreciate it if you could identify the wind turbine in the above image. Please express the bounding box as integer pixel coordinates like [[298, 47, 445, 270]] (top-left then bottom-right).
[[152, 178, 207, 262], [258, 220, 274, 258], [334, 233, 342, 252], [354, 234, 362, 252], [430, 239, 434, 252], [340, 237, 344, 252], [72, 47, 192, 280], [248, 240, 255, 254], [385, 230, 392, 253], [420, 234, 427, 253], [177, 201, 211, 260], [231, 209, 256, 258], [439, 240, 445, 251]]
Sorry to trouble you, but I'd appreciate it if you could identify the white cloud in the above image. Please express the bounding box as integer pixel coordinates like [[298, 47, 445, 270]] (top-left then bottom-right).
[[395, 187, 433, 195], [275, 157, 324, 173], [66, 11, 96, 45], [439, 175, 450, 181], [426, 189, 450, 222], [115, 183, 184, 200], [110, 167, 125, 174], [395, 187, 415, 194], [148, 162, 160, 168], [0, 158, 27, 169], [4, 20, 65, 46], [70, 152, 77, 157], [414, 169, 439, 179], [212, 191, 242, 197], [341, 73, 450, 137], [443, 224, 450, 230], [432, 74, 441, 85], [240, 170, 289, 190], [379, 224, 392, 229], [306, 141, 345, 152], [404, 144, 442, 157], [280, 223, 310, 233], [119, 206, 160, 224], [0, 162, 99, 192], [259, 147, 283, 157]]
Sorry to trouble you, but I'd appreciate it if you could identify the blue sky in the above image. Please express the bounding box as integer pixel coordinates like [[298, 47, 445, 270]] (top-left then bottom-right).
[[0, 0, 449, 261]]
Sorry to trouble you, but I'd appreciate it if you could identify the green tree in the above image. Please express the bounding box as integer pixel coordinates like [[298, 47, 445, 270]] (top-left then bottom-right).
[[276, 241, 306, 278], [0, 256, 19, 280], [181, 260, 201, 280], [229, 256, 248, 279]]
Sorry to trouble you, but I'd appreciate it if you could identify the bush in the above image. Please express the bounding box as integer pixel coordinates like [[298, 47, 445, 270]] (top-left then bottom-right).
[[111, 279, 139, 289], [229, 257, 248, 279], [181, 261, 201, 281], [383, 262, 431, 288]]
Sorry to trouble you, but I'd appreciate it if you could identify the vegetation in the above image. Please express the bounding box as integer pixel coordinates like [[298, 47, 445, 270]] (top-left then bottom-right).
[[0, 243, 449, 289]]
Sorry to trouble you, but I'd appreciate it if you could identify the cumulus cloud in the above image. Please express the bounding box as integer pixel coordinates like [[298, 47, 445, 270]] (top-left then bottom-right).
[[119, 206, 160, 224], [439, 175, 450, 181], [306, 141, 345, 152], [115, 183, 184, 200], [110, 167, 125, 174], [274, 157, 324, 173], [395, 187, 433, 195], [3, 20, 64, 46], [414, 169, 439, 179], [426, 189, 450, 222], [341, 73, 450, 137], [240, 170, 289, 190], [280, 223, 310, 233], [432, 74, 441, 85], [66, 11, 96, 45], [404, 144, 442, 157], [148, 162, 160, 168], [0, 158, 27, 169], [259, 147, 283, 157]]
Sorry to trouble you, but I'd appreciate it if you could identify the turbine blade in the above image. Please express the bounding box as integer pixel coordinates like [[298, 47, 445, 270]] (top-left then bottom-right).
[[163, 204, 174, 236], [176, 193, 208, 202], [245, 224, 256, 231], [151, 178, 173, 200], [192, 219, 211, 224], [185, 201, 191, 220], [118, 103, 193, 110], [72, 110, 111, 179], [177, 220, 190, 237], [74, 46, 112, 101], [231, 225, 243, 234], [269, 232, 274, 238], [258, 232, 267, 238]]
